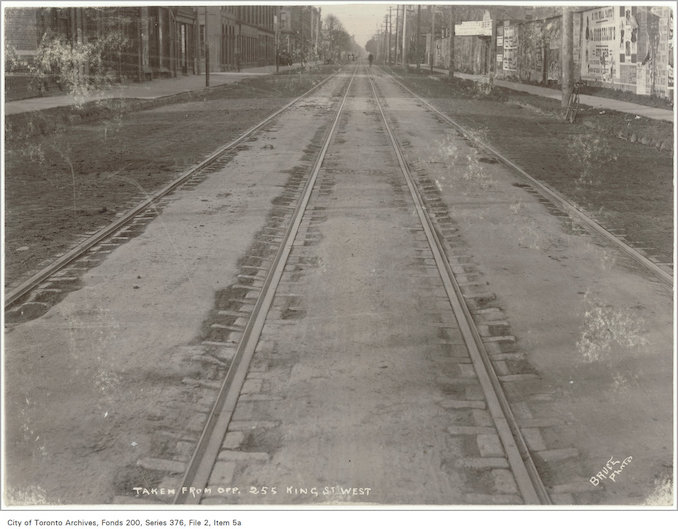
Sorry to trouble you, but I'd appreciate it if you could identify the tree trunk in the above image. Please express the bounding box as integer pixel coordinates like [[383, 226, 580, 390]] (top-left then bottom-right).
[[430, 6, 434, 72], [415, 6, 421, 70], [448, 6, 455, 79], [561, 7, 573, 108]]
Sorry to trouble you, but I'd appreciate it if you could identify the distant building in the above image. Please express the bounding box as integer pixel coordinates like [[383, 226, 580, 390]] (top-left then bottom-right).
[[4, 5, 283, 100], [202, 5, 276, 71], [419, 5, 673, 99], [279, 5, 321, 61], [4, 7, 199, 80]]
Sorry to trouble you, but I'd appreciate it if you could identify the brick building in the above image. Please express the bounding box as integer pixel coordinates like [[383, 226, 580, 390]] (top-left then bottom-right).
[[4, 5, 288, 99], [200, 5, 276, 71], [279, 5, 322, 61], [4, 7, 199, 79]]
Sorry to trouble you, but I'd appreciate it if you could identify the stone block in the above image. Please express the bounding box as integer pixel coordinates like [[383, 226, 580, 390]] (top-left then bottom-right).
[[137, 457, 186, 474], [209, 461, 236, 484], [223, 431, 245, 450], [491, 469, 519, 494], [536, 447, 579, 463], [477, 433, 504, 458], [439, 399, 486, 410], [458, 457, 509, 469]]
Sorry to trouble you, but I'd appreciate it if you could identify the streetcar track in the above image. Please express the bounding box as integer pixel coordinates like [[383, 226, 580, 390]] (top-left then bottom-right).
[[379, 68, 673, 288], [4, 60, 670, 507], [365, 71, 551, 505], [4, 69, 343, 311], [169, 65, 554, 505], [172, 66, 360, 504]]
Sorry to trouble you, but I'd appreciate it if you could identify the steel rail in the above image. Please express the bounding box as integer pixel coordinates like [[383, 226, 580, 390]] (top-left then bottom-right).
[[173, 66, 359, 504], [4, 69, 342, 309], [367, 70, 552, 505], [382, 69, 673, 288]]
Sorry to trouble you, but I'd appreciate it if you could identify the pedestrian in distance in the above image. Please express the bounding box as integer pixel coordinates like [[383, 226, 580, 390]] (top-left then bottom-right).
[[368, 53, 374, 68]]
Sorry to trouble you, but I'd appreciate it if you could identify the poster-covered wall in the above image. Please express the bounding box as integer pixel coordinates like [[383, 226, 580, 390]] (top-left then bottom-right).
[[580, 6, 618, 83], [502, 21, 518, 72], [493, 5, 673, 99], [498, 15, 580, 84], [580, 5, 673, 97]]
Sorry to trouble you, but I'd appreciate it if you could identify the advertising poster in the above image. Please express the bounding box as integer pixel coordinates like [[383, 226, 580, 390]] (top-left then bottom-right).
[[546, 18, 561, 81], [669, 9, 674, 89], [619, 6, 639, 85], [503, 22, 517, 71], [496, 24, 504, 69], [639, 8, 661, 95], [619, 6, 639, 64], [580, 6, 618, 82]]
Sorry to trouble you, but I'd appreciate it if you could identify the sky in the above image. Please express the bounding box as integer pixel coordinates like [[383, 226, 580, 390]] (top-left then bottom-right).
[[319, 2, 394, 48]]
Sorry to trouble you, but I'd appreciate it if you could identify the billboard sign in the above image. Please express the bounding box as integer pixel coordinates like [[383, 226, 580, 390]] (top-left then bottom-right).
[[580, 6, 618, 82], [503, 22, 517, 71]]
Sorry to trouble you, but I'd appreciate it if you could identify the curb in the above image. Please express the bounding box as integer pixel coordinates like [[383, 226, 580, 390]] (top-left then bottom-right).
[[505, 97, 673, 152], [5, 85, 223, 140], [404, 67, 673, 152], [5, 65, 319, 140]]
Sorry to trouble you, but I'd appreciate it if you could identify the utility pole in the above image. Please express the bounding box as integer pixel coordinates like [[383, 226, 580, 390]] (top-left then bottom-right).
[[383, 19, 388, 63], [388, 7, 393, 64], [402, 5, 407, 67], [448, 5, 455, 79], [489, 12, 497, 77], [394, 5, 400, 66], [415, 5, 421, 71], [430, 5, 435, 73], [561, 6, 573, 108], [275, 7, 280, 73], [236, 22, 241, 71], [204, 6, 209, 87], [137, 7, 143, 81]]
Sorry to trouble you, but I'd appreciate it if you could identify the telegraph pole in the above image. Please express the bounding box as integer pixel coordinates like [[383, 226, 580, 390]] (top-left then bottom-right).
[[562, 6, 573, 107], [275, 7, 280, 73], [375, 26, 384, 61], [394, 5, 400, 65], [415, 5, 421, 70], [383, 18, 388, 63], [388, 7, 393, 65], [204, 6, 209, 87], [430, 5, 435, 73], [402, 5, 408, 67], [448, 5, 455, 79], [490, 13, 497, 77]]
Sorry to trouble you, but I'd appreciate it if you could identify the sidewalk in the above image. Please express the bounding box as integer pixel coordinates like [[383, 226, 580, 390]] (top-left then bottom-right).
[[4, 62, 312, 116], [412, 65, 674, 122]]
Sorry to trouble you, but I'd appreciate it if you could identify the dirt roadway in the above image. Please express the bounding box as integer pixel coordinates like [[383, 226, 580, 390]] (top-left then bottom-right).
[[3, 66, 673, 506], [2, 74, 348, 504], [373, 71, 673, 504], [201, 74, 480, 505], [390, 69, 673, 267], [3, 68, 338, 292]]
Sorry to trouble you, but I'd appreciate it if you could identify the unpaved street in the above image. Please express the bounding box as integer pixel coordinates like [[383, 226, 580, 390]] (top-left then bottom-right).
[[3, 65, 673, 507], [3, 74, 346, 504]]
